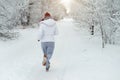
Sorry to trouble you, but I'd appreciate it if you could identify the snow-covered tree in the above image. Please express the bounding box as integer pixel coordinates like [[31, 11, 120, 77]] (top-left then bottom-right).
[[28, 0, 45, 24], [102, 0, 120, 44], [69, 0, 120, 47], [0, 0, 28, 40], [47, 0, 67, 21], [0, 0, 67, 40], [29, 0, 67, 24]]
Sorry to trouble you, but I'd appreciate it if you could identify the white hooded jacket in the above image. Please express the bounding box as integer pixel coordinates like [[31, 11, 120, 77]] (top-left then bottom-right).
[[38, 19, 58, 42]]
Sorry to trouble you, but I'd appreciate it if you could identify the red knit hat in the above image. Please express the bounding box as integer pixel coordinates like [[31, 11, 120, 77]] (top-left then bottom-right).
[[44, 12, 51, 17]]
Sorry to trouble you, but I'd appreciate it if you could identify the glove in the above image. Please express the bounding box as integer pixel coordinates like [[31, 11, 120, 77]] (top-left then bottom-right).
[[38, 40, 40, 42]]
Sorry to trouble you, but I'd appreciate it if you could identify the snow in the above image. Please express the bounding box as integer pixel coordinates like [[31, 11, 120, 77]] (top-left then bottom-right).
[[0, 18, 120, 80]]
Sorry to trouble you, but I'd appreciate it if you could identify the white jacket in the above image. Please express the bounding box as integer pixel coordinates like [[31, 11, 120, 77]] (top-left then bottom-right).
[[38, 19, 58, 42]]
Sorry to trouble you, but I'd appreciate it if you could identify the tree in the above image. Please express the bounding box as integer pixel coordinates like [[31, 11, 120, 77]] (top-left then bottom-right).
[[102, 0, 120, 44], [69, 0, 120, 47], [29, 0, 67, 24], [0, 0, 28, 40]]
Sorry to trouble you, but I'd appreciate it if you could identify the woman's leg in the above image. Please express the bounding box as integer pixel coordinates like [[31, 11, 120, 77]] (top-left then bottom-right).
[[46, 42, 55, 71], [41, 42, 47, 66], [41, 42, 47, 55]]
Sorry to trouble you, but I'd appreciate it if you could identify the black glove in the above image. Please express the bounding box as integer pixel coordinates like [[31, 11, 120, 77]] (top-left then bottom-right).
[[38, 40, 40, 42]]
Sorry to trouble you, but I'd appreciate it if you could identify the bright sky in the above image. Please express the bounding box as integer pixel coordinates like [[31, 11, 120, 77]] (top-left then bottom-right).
[[61, 0, 72, 13]]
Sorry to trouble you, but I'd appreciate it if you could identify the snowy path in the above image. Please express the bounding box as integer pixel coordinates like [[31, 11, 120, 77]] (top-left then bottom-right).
[[0, 19, 120, 80]]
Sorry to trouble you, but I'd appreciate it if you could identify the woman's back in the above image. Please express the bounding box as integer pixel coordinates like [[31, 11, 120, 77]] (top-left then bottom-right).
[[39, 19, 58, 42]]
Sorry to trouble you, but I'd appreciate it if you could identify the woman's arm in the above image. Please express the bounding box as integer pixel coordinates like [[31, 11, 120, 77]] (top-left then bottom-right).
[[38, 24, 44, 41]]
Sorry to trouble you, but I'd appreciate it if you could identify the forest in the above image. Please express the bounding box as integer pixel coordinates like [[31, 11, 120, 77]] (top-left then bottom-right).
[[0, 0, 120, 47]]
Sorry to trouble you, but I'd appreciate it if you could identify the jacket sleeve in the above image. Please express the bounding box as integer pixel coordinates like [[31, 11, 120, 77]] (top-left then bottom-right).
[[54, 24, 59, 35], [38, 24, 44, 40]]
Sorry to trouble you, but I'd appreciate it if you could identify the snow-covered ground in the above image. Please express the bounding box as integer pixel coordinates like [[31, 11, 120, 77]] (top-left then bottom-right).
[[0, 19, 120, 80]]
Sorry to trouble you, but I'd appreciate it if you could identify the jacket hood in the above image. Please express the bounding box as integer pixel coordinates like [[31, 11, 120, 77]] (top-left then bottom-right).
[[41, 19, 56, 27]]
